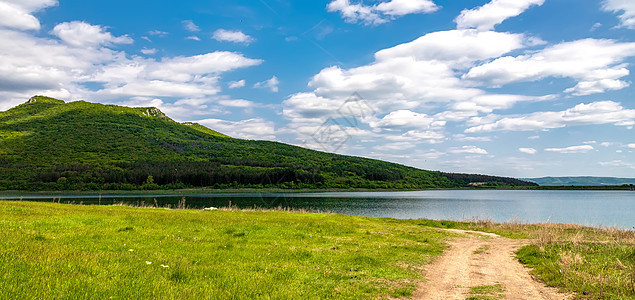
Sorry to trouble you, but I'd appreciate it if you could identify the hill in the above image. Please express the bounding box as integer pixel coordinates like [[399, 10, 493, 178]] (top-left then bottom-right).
[[526, 177, 635, 186], [0, 96, 536, 191]]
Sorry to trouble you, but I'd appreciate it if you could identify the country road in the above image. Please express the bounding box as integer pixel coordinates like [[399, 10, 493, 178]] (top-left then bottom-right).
[[415, 230, 570, 300]]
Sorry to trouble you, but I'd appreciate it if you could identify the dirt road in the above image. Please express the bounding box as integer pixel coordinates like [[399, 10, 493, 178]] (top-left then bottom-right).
[[415, 229, 570, 300]]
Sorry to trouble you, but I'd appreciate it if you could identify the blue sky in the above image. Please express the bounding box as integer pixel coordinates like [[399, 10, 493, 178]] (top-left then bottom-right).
[[1, 0, 634, 178]]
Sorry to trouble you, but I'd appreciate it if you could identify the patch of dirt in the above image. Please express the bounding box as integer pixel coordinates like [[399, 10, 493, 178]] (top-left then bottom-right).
[[414, 229, 570, 300]]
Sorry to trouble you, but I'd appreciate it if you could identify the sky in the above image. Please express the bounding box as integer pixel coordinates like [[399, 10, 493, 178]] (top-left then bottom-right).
[[0, 0, 634, 178]]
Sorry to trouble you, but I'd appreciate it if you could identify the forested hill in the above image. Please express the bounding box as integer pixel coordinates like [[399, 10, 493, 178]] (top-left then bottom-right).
[[0, 96, 536, 191]]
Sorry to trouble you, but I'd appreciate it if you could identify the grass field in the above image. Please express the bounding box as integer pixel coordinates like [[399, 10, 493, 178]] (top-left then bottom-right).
[[0, 201, 452, 299], [0, 201, 633, 299]]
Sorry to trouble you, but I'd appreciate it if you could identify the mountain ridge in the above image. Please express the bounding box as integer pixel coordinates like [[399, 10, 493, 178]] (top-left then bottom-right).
[[0, 96, 536, 191]]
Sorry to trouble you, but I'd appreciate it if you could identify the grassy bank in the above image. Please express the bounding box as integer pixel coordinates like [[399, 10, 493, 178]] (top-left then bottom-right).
[[0, 201, 450, 299]]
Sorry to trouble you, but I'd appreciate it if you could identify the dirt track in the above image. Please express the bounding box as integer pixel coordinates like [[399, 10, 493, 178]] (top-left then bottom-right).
[[414, 229, 570, 300]]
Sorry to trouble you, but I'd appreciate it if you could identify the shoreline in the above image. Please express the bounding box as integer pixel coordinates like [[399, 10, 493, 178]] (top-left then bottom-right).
[[0, 184, 633, 195]]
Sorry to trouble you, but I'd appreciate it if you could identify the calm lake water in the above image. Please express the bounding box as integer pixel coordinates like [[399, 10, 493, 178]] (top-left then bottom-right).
[[1, 190, 633, 229]]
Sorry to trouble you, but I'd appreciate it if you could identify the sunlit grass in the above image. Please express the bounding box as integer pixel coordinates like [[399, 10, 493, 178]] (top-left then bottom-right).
[[0, 201, 449, 299]]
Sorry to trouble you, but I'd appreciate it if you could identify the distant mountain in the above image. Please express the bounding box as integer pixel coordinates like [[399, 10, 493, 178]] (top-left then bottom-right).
[[526, 177, 635, 186], [0, 96, 537, 191]]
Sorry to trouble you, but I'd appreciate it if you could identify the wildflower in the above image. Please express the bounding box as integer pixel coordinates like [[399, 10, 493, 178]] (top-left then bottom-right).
[[128, 249, 134, 252], [146, 261, 152, 265], [161, 264, 169, 268]]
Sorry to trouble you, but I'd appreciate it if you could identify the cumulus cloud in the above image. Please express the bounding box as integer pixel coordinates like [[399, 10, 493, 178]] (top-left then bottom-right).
[[0, 0, 57, 31], [375, 29, 535, 67], [370, 110, 444, 131], [282, 27, 554, 151], [545, 145, 594, 154], [374, 142, 416, 151], [228, 80, 246, 89], [466, 101, 635, 133], [463, 39, 635, 95], [326, 0, 438, 26], [449, 146, 488, 155], [182, 20, 200, 32], [254, 76, 279, 92], [212, 29, 254, 44], [519, 148, 537, 154], [456, 0, 545, 31], [186, 36, 201, 41], [603, 0, 635, 29], [0, 12, 263, 117], [628, 143, 635, 149], [197, 118, 275, 140], [51, 21, 133, 47], [140, 48, 157, 55], [218, 99, 253, 108]]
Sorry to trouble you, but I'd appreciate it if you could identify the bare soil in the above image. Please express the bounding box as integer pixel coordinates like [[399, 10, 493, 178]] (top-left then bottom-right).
[[415, 229, 571, 300]]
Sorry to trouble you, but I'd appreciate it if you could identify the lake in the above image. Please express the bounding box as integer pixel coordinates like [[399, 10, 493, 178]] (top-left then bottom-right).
[[1, 190, 633, 229]]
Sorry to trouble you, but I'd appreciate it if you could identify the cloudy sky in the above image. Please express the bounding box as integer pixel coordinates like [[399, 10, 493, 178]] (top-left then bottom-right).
[[1, 0, 634, 178]]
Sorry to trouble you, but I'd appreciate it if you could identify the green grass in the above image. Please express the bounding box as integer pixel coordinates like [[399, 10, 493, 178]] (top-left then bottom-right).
[[467, 283, 505, 299], [0, 201, 449, 299], [517, 242, 635, 299]]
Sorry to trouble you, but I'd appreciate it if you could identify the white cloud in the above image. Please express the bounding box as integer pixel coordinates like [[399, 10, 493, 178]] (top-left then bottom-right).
[[0, 16, 263, 110], [375, 29, 534, 67], [603, 0, 635, 29], [628, 144, 635, 149], [141, 48, 157, 55], [326, 0, 438, 26], [466, 101, 635, 133], [370, 110, 444, 131], [212, 29, 255, 44], [464, 39, 635, 95], [564, 79, 630, 96], [51, 21, 133, 47], [375, 0, 438, 16], [186, 36, 200, 41], [599, 160, 635, 169], [218, 99, 253, 108], [456, 0, 545, 31], [282, 92, 344, 123], [282, 27, 553, 150], [228, 80, 246, 89], [197, 118, 275, 140], [96, 52, 262, 98], [182, 20, 200, 32], [519, 148, 537, 154], [545, 145, 594, 154], [0, 0, 57, 31], [148, 30, 168, 37], [449, 146, 488, 155], [373, 142, 416, 151], [254, 76, 279, 93]]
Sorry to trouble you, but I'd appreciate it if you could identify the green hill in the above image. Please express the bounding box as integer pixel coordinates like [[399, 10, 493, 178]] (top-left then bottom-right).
[[0, 96, 536, 191]]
